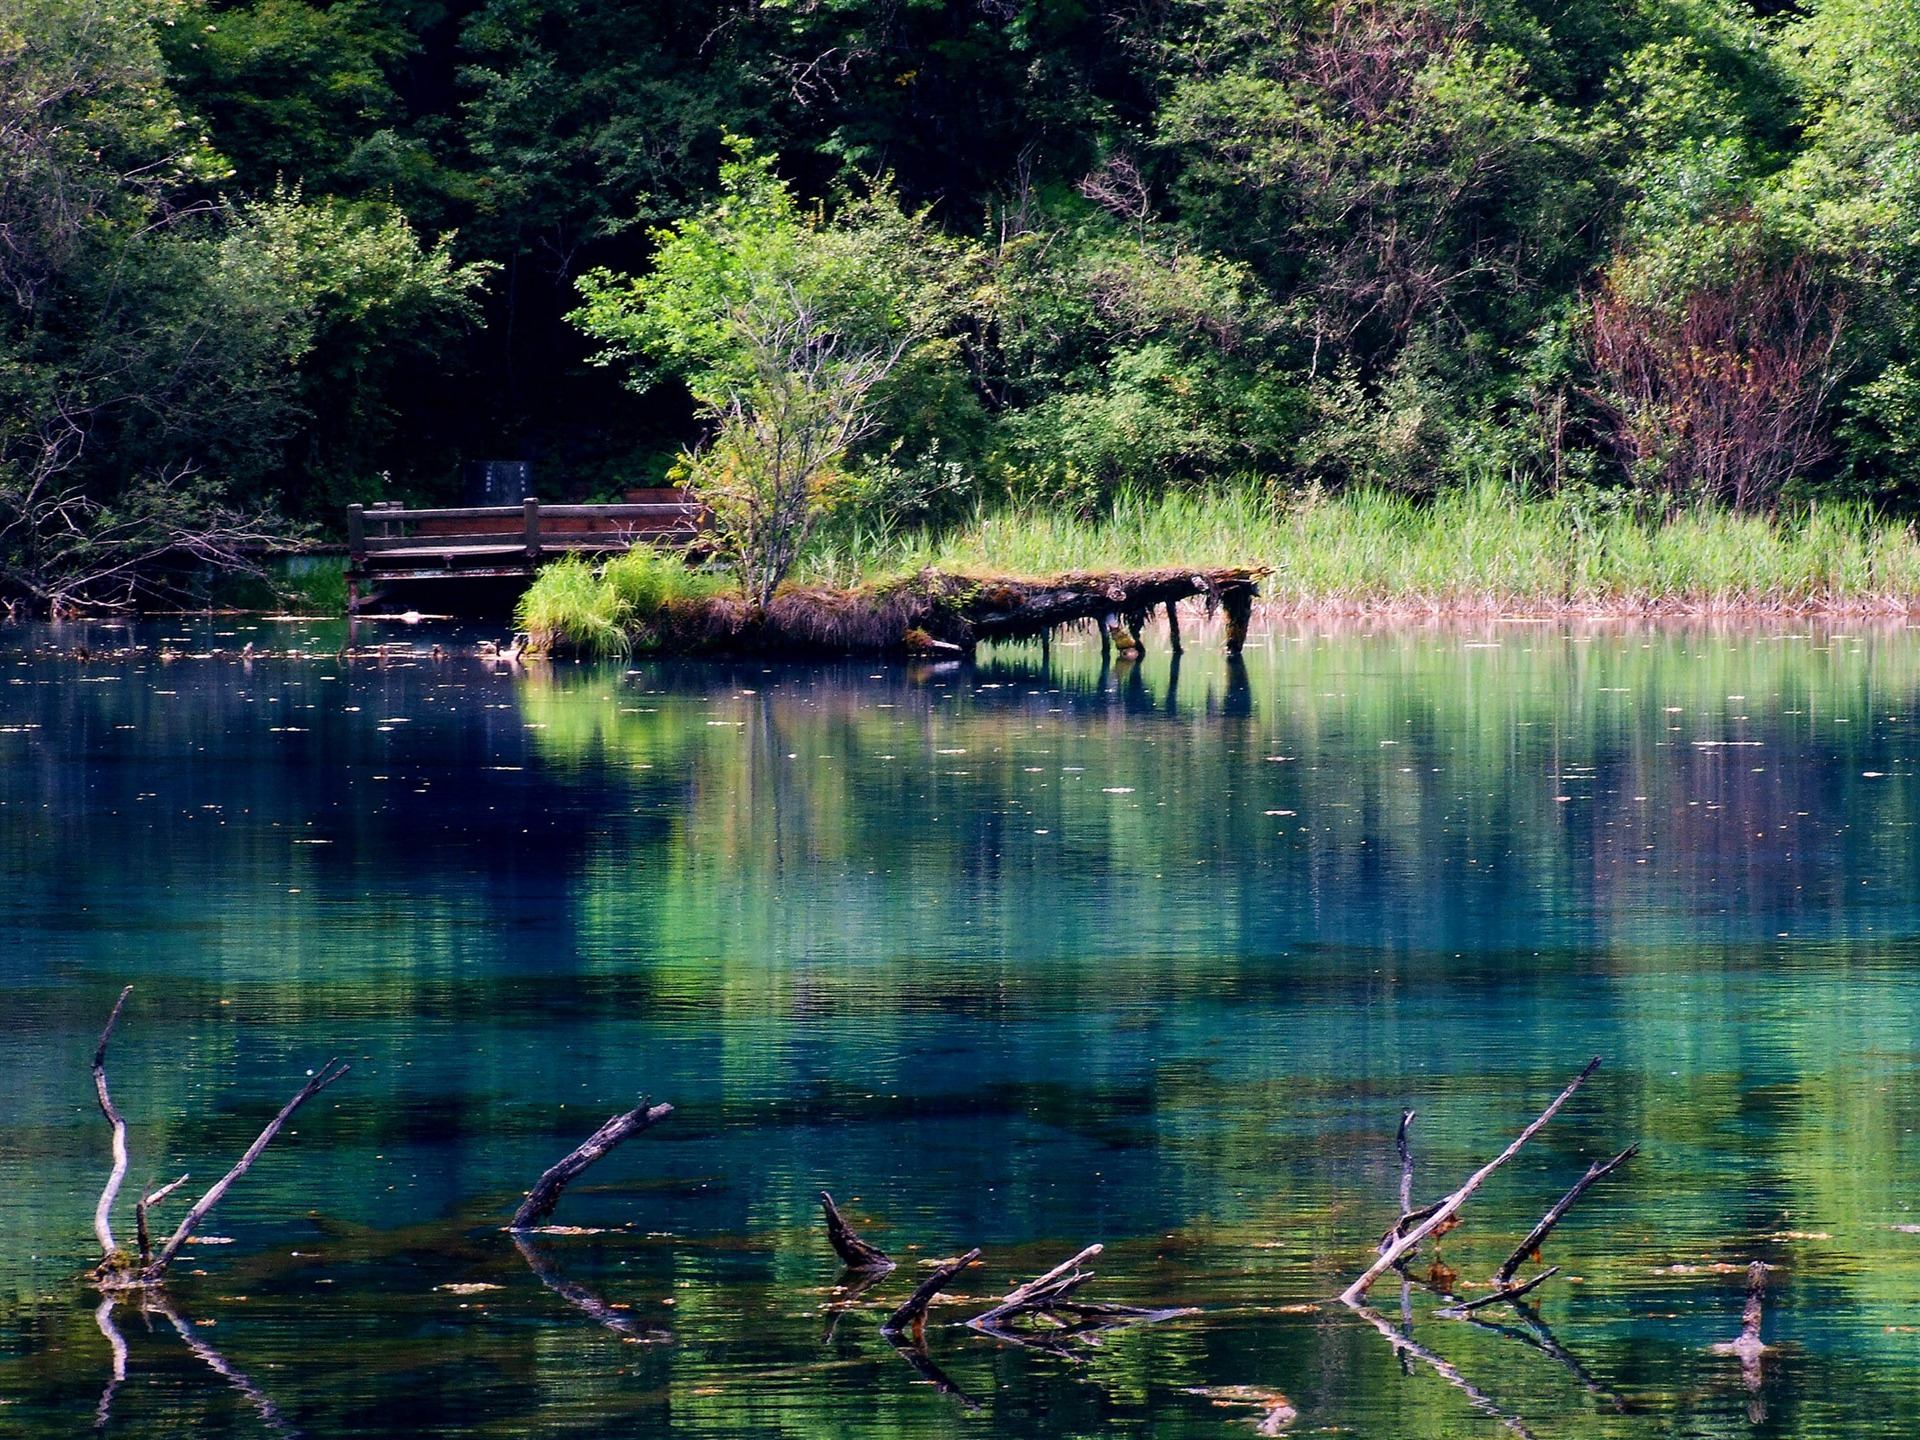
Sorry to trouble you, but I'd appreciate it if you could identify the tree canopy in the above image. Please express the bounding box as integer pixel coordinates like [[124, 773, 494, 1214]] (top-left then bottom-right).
[[5, 0, 1920, 602]]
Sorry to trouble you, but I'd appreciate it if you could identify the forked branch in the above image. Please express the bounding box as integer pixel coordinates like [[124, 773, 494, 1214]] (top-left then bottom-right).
[[1342, 1058, 1601, 1304]]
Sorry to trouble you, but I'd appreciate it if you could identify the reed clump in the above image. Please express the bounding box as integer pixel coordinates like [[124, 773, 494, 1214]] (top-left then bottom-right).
[[517, 550, 727, 656]]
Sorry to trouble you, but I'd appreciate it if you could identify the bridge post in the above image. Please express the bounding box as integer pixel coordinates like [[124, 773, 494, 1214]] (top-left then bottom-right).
[[347, 504, 365, 565], [523, 498, 541, 561]]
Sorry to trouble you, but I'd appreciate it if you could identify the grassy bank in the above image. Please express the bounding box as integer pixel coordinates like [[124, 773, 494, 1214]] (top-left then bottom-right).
[[520, 485, 1920, 653], [810, 486, 1920, 611]]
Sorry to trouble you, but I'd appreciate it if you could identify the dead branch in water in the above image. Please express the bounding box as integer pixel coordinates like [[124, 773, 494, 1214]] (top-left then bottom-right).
[[820, 1191, 894, 1273], [1493, 1144, 1638, 1288], [881, 1248, 982, 1341], [135, 1174, 190, 1268], [91, 987, 133, 1262], [1437, 1267, 1559, 1316], [969, 1243, 1103, 1328], [133, 1060, 352, 1285], [1711, 1260, 1770, 1420], [511, 1099, 674, 1230], [90, 988, 351, 1289], [1342, 1058, 1601, 1305]]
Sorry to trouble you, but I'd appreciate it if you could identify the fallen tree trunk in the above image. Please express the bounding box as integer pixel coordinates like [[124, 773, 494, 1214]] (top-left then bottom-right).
[[544, 567, 1267, 658]]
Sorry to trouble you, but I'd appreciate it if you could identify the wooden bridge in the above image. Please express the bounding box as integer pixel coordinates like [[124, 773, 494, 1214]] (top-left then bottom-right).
[[346, 490, 701, 611]]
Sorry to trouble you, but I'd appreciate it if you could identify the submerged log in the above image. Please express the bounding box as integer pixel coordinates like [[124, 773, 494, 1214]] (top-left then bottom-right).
[[1342, 1058, 1602, 1305], [512, 1098, 673, 1230], [820, 1191, 895, 1273], [881, 1248, 983, 1341]]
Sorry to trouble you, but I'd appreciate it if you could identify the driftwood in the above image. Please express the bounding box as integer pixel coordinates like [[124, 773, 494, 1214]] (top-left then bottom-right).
[[820, 1192, 894, 1273], [90, 987, 351, 1289], [969, 1244, 1102, 1328], [1714, 1260, 1768, 1365], [881, 1248, 983, 1341], [964, 1244, 1193, 1338], [511, 1099, 673, 1230], [1342, 1058, 1602, 1304], [1711, 1261, 1770, 1421], [1493, 1144, 1638, 1287]]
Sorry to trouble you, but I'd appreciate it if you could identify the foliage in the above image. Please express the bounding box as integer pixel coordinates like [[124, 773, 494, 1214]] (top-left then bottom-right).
[[571, 141, 982, 606], [11, 0, 1920, 588], [516, 547, 721, 653]]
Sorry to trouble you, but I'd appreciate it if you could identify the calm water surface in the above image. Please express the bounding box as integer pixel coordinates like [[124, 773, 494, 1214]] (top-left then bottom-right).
[[5, 615, 1920, 1437]]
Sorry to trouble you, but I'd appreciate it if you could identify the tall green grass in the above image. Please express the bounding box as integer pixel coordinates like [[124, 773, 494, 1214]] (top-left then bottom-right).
[[517, 550, 724, 654], [804, 484, 1920, 609]]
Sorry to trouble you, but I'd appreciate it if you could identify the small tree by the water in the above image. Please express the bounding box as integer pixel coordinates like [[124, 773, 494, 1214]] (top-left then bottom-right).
[[571, 140, 977, 609]]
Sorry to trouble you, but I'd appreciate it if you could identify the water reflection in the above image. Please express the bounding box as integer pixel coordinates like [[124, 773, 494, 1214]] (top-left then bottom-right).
[[5, 618, 1920, 1436]]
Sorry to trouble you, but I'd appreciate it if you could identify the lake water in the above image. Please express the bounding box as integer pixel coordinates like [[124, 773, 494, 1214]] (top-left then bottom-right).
[[6, 614, 1920, 1438]]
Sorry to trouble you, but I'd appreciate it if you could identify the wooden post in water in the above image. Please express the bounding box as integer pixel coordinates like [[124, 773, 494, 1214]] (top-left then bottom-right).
[[1165, 599, 1183, 654], [1222, 589, 1252, 655], [523, 497, 542, 561]]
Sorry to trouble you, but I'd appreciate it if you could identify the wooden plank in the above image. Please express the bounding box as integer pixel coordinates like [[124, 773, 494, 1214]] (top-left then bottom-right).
[[361, 502, 696, 524]]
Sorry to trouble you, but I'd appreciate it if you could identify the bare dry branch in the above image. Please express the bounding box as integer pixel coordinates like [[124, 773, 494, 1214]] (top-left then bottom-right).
[[1493, 1144, 1638, 1287], [134, 1059, 351, 1284], [881, 1248, 983, 1340], [511, 1099, 674, 1230], [91, 986, 133, 1260], [1342, 1058, 1601, 1305]]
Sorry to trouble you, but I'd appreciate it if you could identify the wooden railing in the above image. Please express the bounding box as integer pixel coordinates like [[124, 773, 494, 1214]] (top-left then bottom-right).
[[347, 495, 702, 571]]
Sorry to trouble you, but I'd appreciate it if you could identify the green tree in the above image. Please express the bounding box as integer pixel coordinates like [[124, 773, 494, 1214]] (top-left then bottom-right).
[[571, 141, 981, 606]]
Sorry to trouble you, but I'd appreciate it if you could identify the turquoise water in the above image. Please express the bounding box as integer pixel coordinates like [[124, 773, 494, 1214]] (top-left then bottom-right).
[[6, 616, 1920, 1436]]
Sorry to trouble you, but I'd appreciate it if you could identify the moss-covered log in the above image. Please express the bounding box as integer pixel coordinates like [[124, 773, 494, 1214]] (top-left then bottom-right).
[[565, 566, 1265, 658]]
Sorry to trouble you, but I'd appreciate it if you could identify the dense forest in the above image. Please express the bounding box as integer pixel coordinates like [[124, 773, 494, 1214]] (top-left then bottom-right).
[[4, 0, 1918, 607]]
